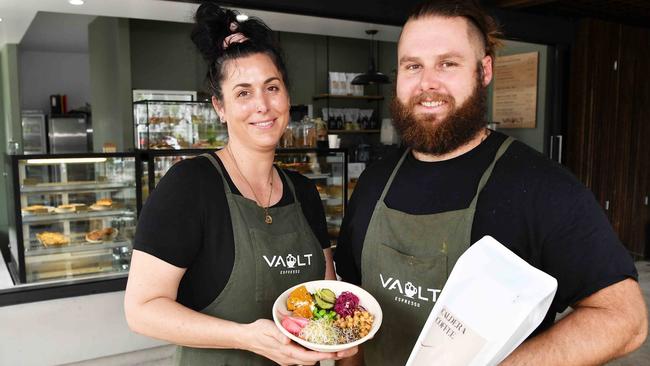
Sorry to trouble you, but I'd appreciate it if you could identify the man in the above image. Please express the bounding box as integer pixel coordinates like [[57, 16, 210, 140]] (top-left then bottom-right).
[[334, 1, 647, 365]]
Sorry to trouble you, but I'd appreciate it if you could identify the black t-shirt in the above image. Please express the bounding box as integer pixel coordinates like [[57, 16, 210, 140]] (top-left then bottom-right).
[[134, 153, 330, 311], [334, 131, 637, 333]]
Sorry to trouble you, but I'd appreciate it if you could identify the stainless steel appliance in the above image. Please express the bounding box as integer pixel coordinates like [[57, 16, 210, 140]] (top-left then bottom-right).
[[48, 114, 92, 153], [21, 111, 47, 154]]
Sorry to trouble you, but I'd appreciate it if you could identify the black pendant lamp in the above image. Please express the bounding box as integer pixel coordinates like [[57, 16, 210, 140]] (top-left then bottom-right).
[[351, 30, 391, 85]]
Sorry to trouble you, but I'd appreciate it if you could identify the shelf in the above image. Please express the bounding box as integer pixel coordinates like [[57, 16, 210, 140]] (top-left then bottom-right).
[[304, 173, 331, 180], [328, 129, 380, 134], [21, 181, 135, 194], [22, 209, 136, 224], [25, 239, 131, 257], [313, 94, 384, 101]]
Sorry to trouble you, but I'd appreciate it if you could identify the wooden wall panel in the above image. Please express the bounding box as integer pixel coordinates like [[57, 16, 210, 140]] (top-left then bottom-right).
[[619, 25, 650, 257], [567, 19, 621, 213], [567, 19, 650, 258]]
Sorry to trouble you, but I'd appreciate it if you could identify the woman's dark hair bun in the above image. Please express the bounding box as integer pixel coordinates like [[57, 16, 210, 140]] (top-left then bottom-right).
[[191, 1, 277, 63], [191, 1, 237, 62], [190, 0, 289, 99]]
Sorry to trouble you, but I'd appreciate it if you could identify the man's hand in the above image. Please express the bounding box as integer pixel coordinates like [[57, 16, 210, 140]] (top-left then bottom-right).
[[501, 278, 647, 365]]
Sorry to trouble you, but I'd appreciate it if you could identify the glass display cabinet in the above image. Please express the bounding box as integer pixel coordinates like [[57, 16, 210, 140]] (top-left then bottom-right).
[[274, 149, 347, 243], [139, 149, 348, 244], [137, 149, 209, 208], [133, 100, 228, 150], [8, 154, 138, 284]]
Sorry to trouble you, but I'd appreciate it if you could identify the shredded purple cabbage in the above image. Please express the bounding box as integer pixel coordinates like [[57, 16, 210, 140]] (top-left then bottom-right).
[[334, 291, 360, 317]]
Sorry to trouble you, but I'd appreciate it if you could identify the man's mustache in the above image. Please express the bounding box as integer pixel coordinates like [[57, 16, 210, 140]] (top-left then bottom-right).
[[409, 91, 455, 107]]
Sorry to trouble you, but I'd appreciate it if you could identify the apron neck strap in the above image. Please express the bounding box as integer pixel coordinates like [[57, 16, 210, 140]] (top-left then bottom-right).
[[202, 152, 233, 194], [468, 136, 515, 209], [277, 167, 299, 202], [378, 147, 411, 202], [378, 136, 515, 207], [201, 152, 298, 202]]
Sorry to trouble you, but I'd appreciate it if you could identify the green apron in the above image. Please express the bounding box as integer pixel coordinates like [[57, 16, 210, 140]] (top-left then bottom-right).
[[174, 153, 326, 365], [361, 137, 514, 365]]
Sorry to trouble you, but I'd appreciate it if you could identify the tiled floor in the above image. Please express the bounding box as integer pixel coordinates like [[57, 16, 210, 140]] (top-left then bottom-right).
[[67, 262, 650, 366]]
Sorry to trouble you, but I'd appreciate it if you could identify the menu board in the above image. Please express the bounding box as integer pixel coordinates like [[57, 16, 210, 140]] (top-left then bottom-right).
[[492, 52, 539, 129]]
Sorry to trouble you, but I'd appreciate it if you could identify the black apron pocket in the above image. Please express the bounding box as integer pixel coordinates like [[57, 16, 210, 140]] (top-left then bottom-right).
[[377, 242, 448, 277]]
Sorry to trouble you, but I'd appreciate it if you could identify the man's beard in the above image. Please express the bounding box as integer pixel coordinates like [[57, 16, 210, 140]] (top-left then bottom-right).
[[390, 80, 488, 155]]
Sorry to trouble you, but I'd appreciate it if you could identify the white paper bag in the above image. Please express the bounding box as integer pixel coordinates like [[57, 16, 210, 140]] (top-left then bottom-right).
[[406, 236, 557, 366]]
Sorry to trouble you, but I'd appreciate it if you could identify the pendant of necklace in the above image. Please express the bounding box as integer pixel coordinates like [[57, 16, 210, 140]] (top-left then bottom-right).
[[226, 145, 274, 224]]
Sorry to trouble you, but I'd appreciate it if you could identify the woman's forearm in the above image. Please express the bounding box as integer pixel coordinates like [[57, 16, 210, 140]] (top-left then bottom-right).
[[125, 296, 248, 350]]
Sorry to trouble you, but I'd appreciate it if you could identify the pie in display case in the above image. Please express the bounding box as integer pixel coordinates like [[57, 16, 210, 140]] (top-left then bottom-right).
[[133, 100, 228, 150], [8, 154, 138, 284], [139, 149, 347, 244]]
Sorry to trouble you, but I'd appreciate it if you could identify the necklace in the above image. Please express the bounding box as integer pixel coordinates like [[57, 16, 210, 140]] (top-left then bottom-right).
[[226, 145, 274, 224]]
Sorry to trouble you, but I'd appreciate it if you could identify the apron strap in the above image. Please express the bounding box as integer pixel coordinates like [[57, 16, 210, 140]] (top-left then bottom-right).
[[277, 167, 300, 203], [379, 136, 514, 208], [201, 152, 300, 204], [201, 152, 233, 194], [378, 148, 411, 202], [468, 136, 515, 209]]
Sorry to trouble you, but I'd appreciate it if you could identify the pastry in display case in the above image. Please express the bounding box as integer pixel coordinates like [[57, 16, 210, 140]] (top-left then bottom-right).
[[7, 154, 138, 284], [133, 100, 228, 150]]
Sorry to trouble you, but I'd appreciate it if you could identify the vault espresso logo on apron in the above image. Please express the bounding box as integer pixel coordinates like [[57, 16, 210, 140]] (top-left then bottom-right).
[[263, 253, 314, 275], [380, 274, 442, 307]]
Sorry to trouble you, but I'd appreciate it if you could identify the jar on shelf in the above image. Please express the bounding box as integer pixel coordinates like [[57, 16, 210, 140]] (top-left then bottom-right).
[[301, 117, 317, 148], [280, 124, 295, 148], [315, 117, 328, 142]]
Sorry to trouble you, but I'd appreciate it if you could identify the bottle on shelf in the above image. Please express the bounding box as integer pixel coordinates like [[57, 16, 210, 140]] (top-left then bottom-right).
[[299, 117, 317, 148]]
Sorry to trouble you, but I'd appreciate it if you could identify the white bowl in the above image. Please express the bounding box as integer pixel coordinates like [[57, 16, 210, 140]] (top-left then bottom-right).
[[272, 280, 382, 353]]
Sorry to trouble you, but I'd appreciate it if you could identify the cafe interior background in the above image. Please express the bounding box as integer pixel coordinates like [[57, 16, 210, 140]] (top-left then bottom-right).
[[0, 0, 648, 365]]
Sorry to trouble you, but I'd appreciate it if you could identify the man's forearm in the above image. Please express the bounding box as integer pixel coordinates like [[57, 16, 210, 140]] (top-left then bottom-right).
[[501, 279, 647, 366]]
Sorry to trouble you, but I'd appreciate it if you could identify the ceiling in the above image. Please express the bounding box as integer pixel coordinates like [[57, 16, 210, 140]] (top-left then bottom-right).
[[0, 0, 401, 49], [20, 12, 96, 53], [486, 0, 650, 27], [3, 0, 649, 52], [167, 0, 650, 27]]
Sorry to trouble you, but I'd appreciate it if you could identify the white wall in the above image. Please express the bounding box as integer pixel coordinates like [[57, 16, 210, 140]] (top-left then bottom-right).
[[19, 50, 91, 113], [0, 291, 166, 366]]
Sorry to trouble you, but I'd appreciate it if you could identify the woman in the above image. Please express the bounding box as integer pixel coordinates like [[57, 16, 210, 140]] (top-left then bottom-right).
[[124, 3, 355, 365]]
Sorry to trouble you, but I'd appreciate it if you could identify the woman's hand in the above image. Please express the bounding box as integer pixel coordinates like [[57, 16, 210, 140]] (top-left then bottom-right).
[[241, 319, 357, 365]]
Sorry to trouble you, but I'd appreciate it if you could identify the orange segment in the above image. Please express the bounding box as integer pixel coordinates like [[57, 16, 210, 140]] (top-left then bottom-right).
[[293, 305, 313, 319], [287, 285, 313, 311]]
